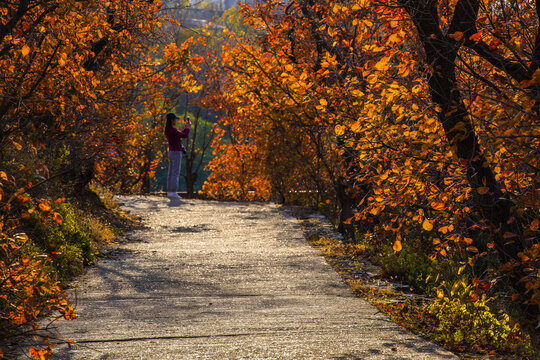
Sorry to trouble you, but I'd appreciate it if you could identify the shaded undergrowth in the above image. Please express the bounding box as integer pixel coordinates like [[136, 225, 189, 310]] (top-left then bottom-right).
[[287, 206, 538, 360]]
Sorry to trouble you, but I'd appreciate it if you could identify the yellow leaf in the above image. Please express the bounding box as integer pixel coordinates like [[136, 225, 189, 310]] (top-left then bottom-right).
[[388, 32, 402, 43], [393, 239, 402, 252], [365, 74, 378, 85], [374, 55, 392, 71], [422, 219, 433, 231], [319, 98, 328, 106], [21, 45, 30, 57]]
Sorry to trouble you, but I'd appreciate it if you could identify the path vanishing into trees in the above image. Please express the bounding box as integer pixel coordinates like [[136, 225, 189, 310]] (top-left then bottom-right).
[[42, 196, 458, 359]]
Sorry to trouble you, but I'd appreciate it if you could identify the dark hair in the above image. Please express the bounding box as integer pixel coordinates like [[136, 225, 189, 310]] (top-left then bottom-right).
[[164, 117, 173, 136], [164, 113, 178, 136]]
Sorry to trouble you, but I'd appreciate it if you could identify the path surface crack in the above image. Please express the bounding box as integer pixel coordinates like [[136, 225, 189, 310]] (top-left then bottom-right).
[[72, 332, 278, 344]]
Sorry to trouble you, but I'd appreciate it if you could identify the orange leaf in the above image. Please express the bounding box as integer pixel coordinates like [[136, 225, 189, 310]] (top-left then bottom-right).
[[469, 32, 482, 42], [393, 239, 402, 252], [477, 187, 489, 194], [422, 219, 433, 231], [448, 31, 464, 41], [22, 256, 30, 266], [18, 195, 30, 204], [38, 202, 51, 212], [431, 201, 445, 210], [29, 348, 39, 359], [21, 45, 30, 57]]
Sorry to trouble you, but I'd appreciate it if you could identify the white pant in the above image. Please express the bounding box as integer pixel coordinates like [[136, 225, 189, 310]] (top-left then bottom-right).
[[167, 151, 183, 193]]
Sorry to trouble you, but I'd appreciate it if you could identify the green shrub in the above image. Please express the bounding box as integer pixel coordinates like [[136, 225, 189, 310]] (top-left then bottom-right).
[[426, 281, 533, 355], [29, 203, 95, 282], [378, 239, 460, 295]]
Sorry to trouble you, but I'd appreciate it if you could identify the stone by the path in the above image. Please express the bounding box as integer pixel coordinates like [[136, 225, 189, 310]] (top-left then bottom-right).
[[21, 196, 458, 359]]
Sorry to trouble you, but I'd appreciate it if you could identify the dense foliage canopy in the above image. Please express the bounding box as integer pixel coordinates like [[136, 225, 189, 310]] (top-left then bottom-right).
[[195, 0, 539, 341]]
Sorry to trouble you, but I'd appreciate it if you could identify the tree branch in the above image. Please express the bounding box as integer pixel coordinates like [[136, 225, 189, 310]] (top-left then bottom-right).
[[448, 0, 479, 36], [464, 40, 531, 82]]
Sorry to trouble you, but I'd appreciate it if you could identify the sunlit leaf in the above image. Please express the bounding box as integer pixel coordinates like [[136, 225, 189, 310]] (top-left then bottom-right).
[[422, 219, 433, 231], [393, 238, 402, 251], [21, 45, 30, 57]]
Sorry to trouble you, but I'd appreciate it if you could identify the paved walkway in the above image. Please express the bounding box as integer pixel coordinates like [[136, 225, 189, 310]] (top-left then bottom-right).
[[46, 196, 457, 359]]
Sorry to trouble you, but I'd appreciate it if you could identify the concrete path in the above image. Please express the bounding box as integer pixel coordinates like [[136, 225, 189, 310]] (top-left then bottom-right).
[[46, 196, 458, 359]]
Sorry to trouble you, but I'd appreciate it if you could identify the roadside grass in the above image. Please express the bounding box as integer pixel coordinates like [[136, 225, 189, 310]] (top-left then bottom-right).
[[298, 213, 538, 360], [1, 185, 139, 357]]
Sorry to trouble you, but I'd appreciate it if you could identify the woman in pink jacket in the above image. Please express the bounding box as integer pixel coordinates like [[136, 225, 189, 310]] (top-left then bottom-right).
[[164, 113, 191, 199]]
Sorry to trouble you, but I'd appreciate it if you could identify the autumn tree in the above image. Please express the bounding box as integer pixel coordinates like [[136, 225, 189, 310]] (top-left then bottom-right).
[[200, 1, 370, 240], [199, 0, 539, 330], [0, 0, 194, 357], [367, 0, 539, 319], [161, 27, 222, 197]]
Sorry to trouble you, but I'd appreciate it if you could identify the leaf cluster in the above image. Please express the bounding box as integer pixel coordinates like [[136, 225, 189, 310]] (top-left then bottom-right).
[[198, 0, 539, 341]]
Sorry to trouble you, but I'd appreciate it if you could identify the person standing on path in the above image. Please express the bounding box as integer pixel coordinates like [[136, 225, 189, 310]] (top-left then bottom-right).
[[164, 112, 191, 199]]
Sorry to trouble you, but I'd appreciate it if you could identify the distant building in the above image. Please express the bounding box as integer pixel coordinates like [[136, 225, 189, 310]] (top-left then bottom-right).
[[220, 0, 237, 10]]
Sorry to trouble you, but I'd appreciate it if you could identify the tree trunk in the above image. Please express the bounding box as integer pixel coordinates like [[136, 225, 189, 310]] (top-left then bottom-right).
[[185, 170, 197, 198], [399, 0, 536, 320], [336, 180, 356, 242]]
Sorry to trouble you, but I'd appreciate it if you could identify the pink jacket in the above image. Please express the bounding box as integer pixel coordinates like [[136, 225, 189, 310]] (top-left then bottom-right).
[[166, 127, 190, 151]]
